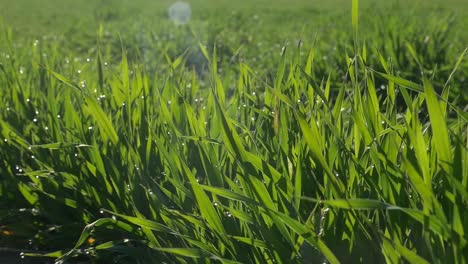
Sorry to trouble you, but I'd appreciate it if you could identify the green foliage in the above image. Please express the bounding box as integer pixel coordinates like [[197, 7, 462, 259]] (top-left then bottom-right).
[[0, 0, 467, 263]]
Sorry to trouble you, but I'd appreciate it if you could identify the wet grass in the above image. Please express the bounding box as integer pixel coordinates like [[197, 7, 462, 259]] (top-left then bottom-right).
[[0, 0, 467, 263]]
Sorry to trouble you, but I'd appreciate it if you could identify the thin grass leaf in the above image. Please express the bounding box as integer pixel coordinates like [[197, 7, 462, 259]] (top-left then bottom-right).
[[424, 78, 452, 173], [83, 97, 119, 145]]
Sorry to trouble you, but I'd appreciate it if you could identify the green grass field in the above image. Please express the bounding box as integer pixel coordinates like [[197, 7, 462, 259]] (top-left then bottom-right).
[[0, 0, 467, 263]]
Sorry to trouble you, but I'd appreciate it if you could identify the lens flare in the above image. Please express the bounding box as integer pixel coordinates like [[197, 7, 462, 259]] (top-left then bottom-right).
[[168, 1, 192, 25]]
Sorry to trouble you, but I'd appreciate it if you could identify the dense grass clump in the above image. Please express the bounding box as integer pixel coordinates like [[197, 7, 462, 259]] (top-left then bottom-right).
[[0, 0, 467, 263]]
